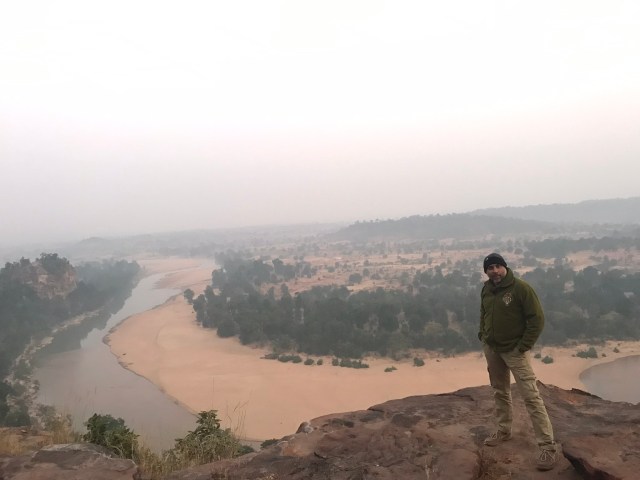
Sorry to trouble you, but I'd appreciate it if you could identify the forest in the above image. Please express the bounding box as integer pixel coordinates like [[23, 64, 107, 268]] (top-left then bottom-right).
[[189, 237, 640, 360], [0, 254, 140, 426]]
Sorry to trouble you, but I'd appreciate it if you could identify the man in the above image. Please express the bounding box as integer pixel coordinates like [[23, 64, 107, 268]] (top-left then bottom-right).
[[478, 253, 558, 471]]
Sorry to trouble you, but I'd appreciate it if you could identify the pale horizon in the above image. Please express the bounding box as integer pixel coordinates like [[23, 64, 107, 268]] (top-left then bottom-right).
[[2, 1, 639, 246]]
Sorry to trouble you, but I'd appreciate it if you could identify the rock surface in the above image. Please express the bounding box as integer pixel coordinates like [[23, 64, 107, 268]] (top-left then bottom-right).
[[169, 383, 639, 480], [1, 384, 638, 479], [0, 443, 140, 480]]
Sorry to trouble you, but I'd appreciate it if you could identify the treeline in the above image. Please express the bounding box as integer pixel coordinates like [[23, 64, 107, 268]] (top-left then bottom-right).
[[471, 196, 640, 224], [0, 254, 140, 426], [525, 236, 640, 259], [189, 255, 640, 359], [328, 214, 562, 242]]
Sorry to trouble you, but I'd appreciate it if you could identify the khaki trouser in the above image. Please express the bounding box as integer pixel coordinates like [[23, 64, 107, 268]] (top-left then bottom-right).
[[483, 344, 556, 450]]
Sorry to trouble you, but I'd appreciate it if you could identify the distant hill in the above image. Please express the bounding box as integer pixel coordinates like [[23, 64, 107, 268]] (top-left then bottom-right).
[[328, 214, 563, 242], [469, 197, 640, 225]]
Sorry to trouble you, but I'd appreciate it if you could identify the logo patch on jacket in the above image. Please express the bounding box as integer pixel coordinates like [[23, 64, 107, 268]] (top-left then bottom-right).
[[502, 292, 513, 306]]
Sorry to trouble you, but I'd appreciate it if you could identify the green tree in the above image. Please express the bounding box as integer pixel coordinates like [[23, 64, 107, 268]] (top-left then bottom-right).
[[183, 288, 195, 304]]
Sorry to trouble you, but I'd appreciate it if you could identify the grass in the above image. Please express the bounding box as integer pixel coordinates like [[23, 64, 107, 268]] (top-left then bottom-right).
[[0, 418, 77, 456]]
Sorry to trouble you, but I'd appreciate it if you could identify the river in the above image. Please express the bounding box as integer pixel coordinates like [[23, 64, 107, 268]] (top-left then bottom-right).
[[580, 354, 640, 404], [31, 269, 640, 451], [32, 272, 198, 451]]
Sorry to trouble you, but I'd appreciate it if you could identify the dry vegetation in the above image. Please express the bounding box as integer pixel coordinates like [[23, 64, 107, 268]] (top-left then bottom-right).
[[246, 239, 640, 297]]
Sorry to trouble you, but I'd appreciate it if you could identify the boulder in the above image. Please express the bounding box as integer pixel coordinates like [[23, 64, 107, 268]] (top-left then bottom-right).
[[0, 443, 140, 480]]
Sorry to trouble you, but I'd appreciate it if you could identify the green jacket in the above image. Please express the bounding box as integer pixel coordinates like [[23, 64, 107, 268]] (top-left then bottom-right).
[[478, 268, 544, 353]]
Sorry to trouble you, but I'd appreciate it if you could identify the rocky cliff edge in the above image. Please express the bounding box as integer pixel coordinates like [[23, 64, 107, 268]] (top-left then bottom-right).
[[172, 382, 639, 480], [2, 383, 639, 479]]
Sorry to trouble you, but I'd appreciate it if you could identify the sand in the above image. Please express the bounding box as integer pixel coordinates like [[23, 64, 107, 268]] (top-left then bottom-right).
[[107, 257, 640, 441]]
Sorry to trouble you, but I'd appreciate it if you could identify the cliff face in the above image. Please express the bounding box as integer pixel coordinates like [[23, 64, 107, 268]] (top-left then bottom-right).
[[173, 383, 640, 480]]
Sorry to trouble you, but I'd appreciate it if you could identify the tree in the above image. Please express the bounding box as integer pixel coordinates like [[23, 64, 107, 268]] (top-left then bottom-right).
[[183, 289, 195, 304], [217, 319, 237, 338]]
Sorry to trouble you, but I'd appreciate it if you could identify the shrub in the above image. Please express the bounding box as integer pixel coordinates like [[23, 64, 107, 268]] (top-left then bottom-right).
[[83, 414, 138, 459], [304, 358, 314, 365], [542, 356, 554, 364], [534, 352, 542, 359], [576, 347, 598, 359], [316, 359, 324, 365], [384, 366, 397, 373], [338, 358, 370, 369], [331, 358, 339, 366], [170, 411, 242, 466], [413, 357, 425, 367], [261, 438, 279, 449], [277, 354, 302, 363], [613, 347, 620, 353]]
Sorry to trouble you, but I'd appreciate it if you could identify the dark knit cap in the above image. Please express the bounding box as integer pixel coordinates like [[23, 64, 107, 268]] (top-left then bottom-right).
[[483, 253, 507, 272]]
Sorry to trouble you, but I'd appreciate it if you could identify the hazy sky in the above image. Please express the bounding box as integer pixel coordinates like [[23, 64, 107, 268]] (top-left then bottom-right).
[[1, 1, 639, 246]]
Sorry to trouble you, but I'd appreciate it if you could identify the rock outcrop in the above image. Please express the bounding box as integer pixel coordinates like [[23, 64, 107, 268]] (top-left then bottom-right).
[[6, 255, 77, 299], [2, 383, 638, 479], [0, 443, 139, 480], [169, 383, 639, 480]]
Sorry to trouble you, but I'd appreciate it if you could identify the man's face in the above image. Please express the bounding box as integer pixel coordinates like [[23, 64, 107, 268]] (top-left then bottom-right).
[[486, 264, 507, 284]]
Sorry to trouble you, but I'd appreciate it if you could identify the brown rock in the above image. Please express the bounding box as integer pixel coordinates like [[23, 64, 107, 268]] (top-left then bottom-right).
[[2, 384, 637, 479], [169, 383, 640, 480], [0, 443, 140, 480]]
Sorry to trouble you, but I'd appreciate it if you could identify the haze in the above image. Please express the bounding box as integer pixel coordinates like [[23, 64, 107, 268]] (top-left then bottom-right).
[[2, 1, 639, 247]]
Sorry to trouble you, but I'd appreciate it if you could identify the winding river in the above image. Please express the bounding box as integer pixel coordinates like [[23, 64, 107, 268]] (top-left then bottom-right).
[[32, 272, 197, 451], [31, 268, 640, 452]]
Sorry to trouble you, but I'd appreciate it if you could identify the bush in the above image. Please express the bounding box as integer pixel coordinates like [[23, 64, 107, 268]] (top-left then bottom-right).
[[413, 357, 425, 367], [83, 414, 138, 459], [534, 352, 542, 359], [338, 358, 369, 369], [304, 358, 314, 365], [261, 438, 279, 449], [316, 359, 324, 365], [170, 410, 242, 466], [263, 353, 279, 360], [384, 366, 397, 373], [576, 347, 598, 359], [541, 356, 554, 364], [4, 404, 31, 427], [331, 358, 339, 366], [278, 354, 302, 363], [613, 347, 620, 353]]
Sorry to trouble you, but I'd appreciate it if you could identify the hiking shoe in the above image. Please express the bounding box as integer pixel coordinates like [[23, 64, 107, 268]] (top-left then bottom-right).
[[483, 430, 512, 446], [536, 449, 558, 471]]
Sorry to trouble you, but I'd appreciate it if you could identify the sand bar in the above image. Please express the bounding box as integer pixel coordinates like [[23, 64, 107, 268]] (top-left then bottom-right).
[[107, 257, 640, 441]]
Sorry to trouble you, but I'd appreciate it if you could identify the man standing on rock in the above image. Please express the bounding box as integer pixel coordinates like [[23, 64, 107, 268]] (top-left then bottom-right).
[[478, 253, 558, 471]]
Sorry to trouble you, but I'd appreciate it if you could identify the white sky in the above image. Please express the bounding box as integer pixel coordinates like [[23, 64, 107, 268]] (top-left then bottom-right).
[[1, 0, 639, 246]]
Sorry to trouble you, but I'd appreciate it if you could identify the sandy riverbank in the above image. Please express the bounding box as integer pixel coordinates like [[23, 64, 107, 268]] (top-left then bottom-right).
[[107, 257, 640, 441]]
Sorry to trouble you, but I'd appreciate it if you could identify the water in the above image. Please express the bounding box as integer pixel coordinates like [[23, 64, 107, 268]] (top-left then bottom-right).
[[32, 272, 198, 451], [580, 355, 640, 404]]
